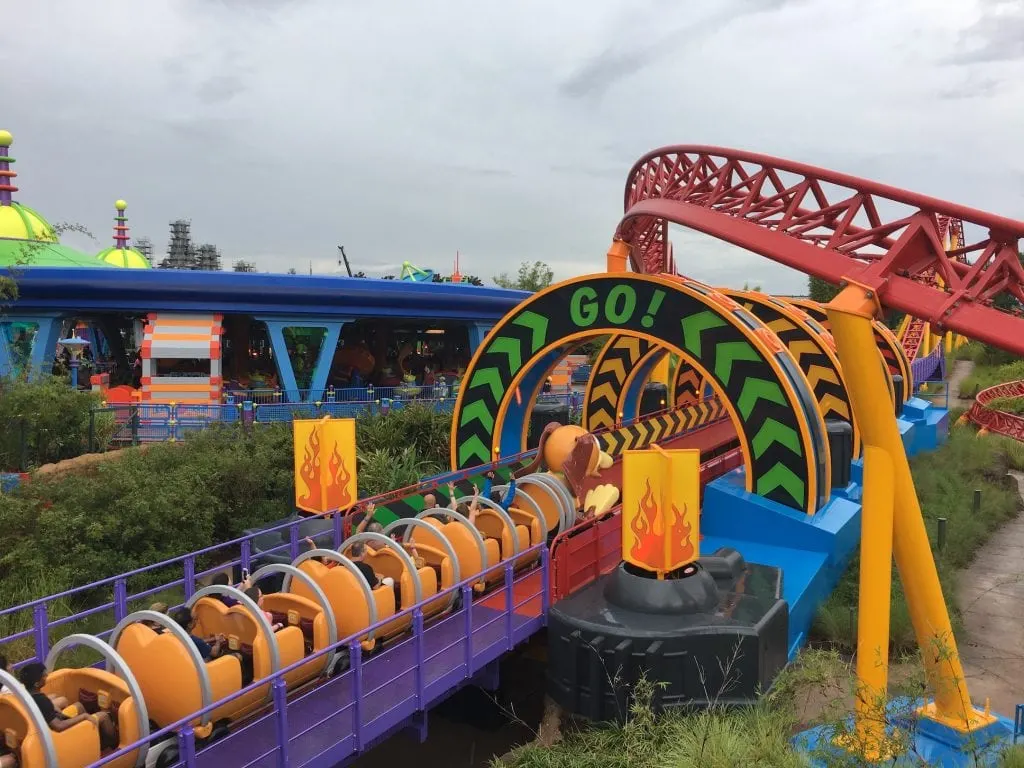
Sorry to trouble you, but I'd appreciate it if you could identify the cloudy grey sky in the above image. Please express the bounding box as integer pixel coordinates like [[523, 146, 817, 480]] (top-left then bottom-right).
[[2, 0, 1023, 292]]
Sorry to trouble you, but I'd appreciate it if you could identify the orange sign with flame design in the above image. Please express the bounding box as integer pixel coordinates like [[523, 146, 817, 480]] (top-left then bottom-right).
[[293, 417, 357, 514], [622, 448, 700, 573]]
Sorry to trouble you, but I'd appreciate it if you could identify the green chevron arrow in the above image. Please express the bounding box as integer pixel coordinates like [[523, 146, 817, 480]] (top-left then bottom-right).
[[737, 378, 787, 419], [681, 311, 727, 357], [489, 336, 522, 373], [755, 463, 806, 507], [468, 366, 504, 402], [512, 311, 549, 353], [713, 341, 761, 385], [458, 433, 491, 466], [459, 399, 495, 431], [751, 418, 802, 458]]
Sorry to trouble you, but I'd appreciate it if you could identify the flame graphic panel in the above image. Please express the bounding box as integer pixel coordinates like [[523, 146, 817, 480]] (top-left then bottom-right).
[[322, 418, 357, 510], [293, 418, 357, 513], [294, 421, 323, 512], [622, 449, 701, 572]]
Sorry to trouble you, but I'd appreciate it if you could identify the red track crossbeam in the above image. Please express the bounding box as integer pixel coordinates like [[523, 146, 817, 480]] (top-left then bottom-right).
[[618, 146, 1024, 356]]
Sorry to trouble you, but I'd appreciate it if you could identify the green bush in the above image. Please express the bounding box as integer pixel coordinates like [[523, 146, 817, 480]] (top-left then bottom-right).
[[0, 405, 456, 608], [0, 376, 116, 470]]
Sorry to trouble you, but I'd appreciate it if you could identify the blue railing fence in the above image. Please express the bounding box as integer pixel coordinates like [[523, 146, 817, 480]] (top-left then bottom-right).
[[93, 390, 584, 445]]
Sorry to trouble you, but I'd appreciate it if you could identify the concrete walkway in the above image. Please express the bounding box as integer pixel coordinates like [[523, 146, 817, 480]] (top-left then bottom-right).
[[951, 353, 1023, 716], [947, 359, 976, 411], [955, 471, 1024, 716]]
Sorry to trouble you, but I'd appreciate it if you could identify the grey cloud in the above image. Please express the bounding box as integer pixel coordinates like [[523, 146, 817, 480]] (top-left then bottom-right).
[[948, 2, 1024, 63], [2, 0, 1023, 294]]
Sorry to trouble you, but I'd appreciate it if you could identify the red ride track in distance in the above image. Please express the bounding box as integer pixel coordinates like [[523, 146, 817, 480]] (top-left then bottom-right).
[[617, 146, 1024, 357]]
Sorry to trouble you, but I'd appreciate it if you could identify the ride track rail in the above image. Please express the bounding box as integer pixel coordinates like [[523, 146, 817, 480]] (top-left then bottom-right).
[[964, 380, 1024, 441], [617, 146, 1024, 355]]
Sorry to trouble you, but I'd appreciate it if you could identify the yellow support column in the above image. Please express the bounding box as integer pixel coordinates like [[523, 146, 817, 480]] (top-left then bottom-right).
[[853, 445, 895, 758], [827, 283, 994, 733]]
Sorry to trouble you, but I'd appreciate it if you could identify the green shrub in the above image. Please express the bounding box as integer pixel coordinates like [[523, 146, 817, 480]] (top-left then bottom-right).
[[0, 376, 116, 469], [0, 405, 456, 608]]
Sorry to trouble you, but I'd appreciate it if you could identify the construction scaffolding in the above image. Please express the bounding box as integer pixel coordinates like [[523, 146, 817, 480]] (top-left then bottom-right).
[[158, 219, 196, 270], [194, 243, 222, 271]]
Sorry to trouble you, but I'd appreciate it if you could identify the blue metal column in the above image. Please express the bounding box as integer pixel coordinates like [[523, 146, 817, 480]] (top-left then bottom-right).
[[257, 317, 348, 402], [468, 323, 492, 354]]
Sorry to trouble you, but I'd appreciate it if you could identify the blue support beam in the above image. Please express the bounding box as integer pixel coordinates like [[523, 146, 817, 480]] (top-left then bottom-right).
[[468, 323, 491, 354], [258, 317, 349, 402]]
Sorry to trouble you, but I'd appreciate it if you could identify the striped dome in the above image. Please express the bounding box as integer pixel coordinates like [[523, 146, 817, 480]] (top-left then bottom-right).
[[96, 246, 151, 269], [0, 202, 57, 241]]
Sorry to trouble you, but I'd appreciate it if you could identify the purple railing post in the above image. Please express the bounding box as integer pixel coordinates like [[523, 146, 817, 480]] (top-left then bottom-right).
[[462, 585, 473, 675], [332, 511, 343, 549], [33, 604, 49, 661], [177, 725, 197, 767], [504, 562, 515, 651], [350, 640, 364, 751], [540, 547, 551, 623], [240, 539, 251, 574], [272, 677, 290, 767], [413, 608, 425, 708], [183, 556, 196, 600], [289, 522, 299, 562], [113, 578, 128, 623]]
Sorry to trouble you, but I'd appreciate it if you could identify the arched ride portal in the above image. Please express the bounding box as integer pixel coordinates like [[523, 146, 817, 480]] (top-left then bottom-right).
[[450, 274, 830, 514]]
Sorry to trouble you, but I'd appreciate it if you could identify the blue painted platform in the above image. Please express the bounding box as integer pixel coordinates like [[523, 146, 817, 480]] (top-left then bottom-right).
[[795, 698, 1017, 766], [700, 400, 949, 661]]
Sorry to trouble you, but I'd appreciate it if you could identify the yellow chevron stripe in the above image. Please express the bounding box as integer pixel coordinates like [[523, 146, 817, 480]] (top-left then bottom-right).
[[768, 318, 797, 334], [635, 420, 651, 446], [604, 357, 628, 382], [589, 382, 619, 404], [805, 364, 841, 387], [788, 340, 823, 360], [621, 337, 642, 360], [649, 417, 666, 443], [819, 393, 851, 419], [603, 431, 622, 455]]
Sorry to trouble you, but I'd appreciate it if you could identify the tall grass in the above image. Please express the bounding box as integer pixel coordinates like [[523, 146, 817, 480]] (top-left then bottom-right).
[[813, 425, 1021, 652]]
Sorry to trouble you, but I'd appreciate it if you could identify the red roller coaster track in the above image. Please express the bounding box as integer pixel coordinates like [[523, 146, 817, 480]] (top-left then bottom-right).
[[617, 146, 1024, 356]]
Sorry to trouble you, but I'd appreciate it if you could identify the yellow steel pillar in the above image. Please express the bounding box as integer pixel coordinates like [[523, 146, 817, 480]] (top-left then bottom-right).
[[827, 282, 993, 734], [853, 445, 895, 758]]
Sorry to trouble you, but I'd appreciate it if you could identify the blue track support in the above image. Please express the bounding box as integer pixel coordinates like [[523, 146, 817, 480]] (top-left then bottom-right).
[[499, 345, 572, 457], [621, 349, 667, 420], [259, 318, 348, 402], [468, 323, 491, 354]]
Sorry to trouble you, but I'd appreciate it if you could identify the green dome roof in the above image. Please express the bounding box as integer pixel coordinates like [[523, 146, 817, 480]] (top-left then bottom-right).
[[94, 199, 151, 269], [0, 238, 112, 268]]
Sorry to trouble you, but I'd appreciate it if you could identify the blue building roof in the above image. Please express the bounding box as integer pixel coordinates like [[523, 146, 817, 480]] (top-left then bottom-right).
[[5, 267, 528, 321]]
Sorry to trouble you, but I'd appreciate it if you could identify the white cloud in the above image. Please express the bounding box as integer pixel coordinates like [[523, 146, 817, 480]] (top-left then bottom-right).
[[2, 0, 1022, 291]]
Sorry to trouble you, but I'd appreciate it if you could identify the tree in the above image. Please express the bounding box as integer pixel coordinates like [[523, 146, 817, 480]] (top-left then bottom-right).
[[494, 261, 554, 292], [808, 276, 840, 304], [742, 281, 762, 292], [286, 268, 298, 275], [233, 260, 256, 273]]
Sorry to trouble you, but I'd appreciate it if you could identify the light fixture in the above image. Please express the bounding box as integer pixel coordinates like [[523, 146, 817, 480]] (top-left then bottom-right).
[[425, 329, 445, 335]]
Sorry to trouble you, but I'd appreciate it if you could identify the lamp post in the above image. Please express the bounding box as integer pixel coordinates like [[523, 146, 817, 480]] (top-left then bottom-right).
[[58, 332, 90, 389]]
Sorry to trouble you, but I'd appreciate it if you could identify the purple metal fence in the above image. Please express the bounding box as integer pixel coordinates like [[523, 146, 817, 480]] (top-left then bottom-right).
[[83, 547, 548, 768]]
